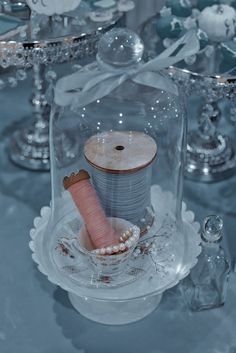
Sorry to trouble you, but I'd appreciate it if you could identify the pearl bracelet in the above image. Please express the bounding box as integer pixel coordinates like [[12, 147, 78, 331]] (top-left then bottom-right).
[[91, 226, 140, 256]]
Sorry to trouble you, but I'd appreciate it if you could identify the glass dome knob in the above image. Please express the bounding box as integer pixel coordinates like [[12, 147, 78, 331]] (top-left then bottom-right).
[[202, 215, 223, 243], [97, 28, 144, 67]]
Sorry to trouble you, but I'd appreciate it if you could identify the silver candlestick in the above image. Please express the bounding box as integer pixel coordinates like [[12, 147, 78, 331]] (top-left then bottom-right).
[[10, 64, 51, 170], [141, 14, 236, 182], [186, 96, 236, 182], [0, 2, 124, 170]]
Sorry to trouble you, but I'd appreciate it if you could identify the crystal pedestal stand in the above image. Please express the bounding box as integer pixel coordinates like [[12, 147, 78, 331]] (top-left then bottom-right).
[[141, 15, 236, 183], [10, 64, 51, 170], [169, 67, 236, 182], [186, 99, 236, 182], [0, 8, 122, 170]]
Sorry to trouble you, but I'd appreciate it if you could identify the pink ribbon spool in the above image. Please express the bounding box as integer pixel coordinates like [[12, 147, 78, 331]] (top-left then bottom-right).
[[63, 170, 118, 249]]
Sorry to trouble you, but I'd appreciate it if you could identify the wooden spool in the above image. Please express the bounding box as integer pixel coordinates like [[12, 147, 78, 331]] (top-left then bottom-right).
[[84, 131, 157, 174]]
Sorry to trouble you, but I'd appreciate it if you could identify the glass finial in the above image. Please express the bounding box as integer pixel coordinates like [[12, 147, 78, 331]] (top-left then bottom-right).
[[202, 215, 223, 243], [97, 28, 144, 67]]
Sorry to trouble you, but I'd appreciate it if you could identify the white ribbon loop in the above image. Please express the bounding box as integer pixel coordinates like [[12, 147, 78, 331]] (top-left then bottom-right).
[[55, 30, 200, 107]]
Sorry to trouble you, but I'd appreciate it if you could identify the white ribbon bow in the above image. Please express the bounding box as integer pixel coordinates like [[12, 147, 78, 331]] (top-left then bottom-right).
[[54, 30, 200, 107]]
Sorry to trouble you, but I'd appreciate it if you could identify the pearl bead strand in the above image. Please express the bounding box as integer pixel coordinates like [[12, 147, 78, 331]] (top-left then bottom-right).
[[91, 226, 140, 256], [119, 227, 133, 242]]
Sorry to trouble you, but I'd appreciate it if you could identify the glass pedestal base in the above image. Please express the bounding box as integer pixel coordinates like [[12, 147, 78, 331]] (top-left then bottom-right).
[[186, 132, 236, 182], [69, 292, 162, 325], [29, 186, 201, 326], [9, 120, 79, 171], [8, 119, 50, 171], [9, 123, 50, 171]]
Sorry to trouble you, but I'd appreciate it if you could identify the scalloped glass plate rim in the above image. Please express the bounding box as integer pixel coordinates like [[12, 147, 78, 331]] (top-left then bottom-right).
[[29, 187, 201, 302]]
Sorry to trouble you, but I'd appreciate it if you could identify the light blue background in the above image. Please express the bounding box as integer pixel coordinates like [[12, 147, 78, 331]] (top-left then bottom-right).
[[0, 3, 236, 352]]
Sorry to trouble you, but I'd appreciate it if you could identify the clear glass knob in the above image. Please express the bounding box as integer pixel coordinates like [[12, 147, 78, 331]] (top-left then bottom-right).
[[97, 28, 144, 67], [202, 215, 223, 243]]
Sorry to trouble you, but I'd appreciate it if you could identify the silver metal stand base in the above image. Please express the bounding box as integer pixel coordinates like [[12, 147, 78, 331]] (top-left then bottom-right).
[[9, 124, 50, 171], [9, 123, 79, 171], [186, 132, 236, 182], [8, 64, 51, 171]]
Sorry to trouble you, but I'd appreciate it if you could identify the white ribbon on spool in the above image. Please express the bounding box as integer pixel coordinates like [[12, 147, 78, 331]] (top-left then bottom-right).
[[84, 131, 158, 230], [54, 30, 200, 107], [91, 167, 152, 226]]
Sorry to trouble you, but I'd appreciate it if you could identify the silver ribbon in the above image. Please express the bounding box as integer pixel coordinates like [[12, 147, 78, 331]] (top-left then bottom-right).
[[54, 30, 200, 107]]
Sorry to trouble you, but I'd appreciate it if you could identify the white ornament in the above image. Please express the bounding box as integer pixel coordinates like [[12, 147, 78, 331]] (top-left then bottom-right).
[[160, 6, 172, 18], [117, 0, 135, 12], [89, 10, 113, 22], [198, 4, 236, 42], [26, 0, 82, 16], [94, 0, 116, 9], [204, 45, 214, 58]]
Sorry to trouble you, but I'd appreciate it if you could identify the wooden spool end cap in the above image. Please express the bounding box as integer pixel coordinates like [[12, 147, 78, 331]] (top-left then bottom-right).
[[84, 131, 157, 174], [63, 170, 90, 190]]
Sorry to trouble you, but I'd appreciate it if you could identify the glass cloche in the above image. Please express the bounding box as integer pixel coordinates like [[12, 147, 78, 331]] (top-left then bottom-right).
[[42, 28, 201, 324]]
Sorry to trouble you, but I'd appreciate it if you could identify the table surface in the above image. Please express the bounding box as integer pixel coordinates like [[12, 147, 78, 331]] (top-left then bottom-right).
[[0, 65, 236, 353]]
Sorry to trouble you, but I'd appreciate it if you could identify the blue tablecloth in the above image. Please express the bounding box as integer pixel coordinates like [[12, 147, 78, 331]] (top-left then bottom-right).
[[0, 11, 236, 351]]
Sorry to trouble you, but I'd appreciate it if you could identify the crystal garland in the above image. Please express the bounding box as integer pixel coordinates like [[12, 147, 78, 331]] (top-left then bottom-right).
[[0, 67, 59, 90], [0, 68, 27, 89]]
